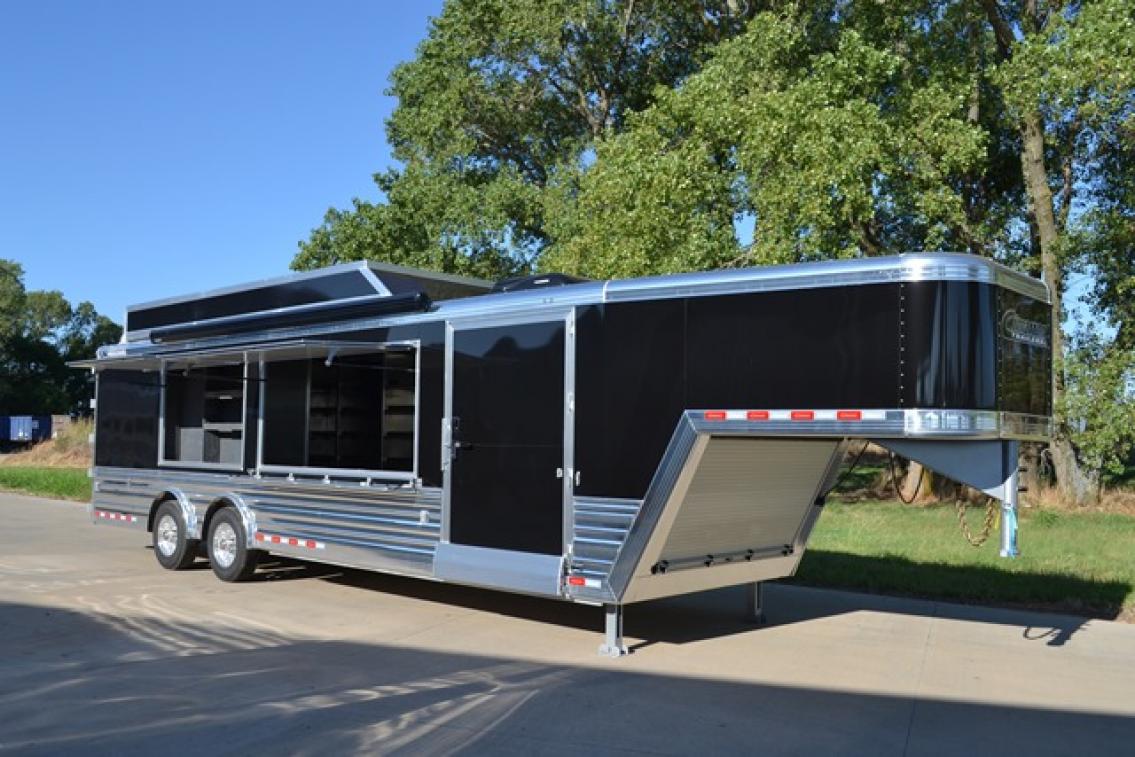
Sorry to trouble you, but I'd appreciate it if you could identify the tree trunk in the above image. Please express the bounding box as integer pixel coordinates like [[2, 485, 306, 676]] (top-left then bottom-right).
[[980, 1, 1097, 506], [900, 461, 934, 502], [1018, 442, 1043, 501], [1018, 111, 1096, 505]]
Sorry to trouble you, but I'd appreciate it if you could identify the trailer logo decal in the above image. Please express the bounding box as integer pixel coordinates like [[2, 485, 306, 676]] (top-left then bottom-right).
[[1002, 311, 1049, 348], [95, 510, 138, 523], [254, 532, 326, 550]]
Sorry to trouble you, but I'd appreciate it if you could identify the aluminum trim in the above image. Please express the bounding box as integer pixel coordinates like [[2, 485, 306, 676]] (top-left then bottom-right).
[[94, 253, 1049, 365], [602, 416, 702, 603], [690, 409, 1051, 441], [257, 465, 417, 483], [563, 307, 576, 555], [603, 252, 1049, 305], [254, 338, 422, 483]]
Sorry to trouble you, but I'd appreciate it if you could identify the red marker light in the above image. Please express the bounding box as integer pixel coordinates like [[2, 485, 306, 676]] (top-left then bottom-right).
[[790, 410, 815, 421], [747, 410, 770, 420], [567, 576, 586, 586], [704, 411, 728, 421], [837, 410, 862, 421]]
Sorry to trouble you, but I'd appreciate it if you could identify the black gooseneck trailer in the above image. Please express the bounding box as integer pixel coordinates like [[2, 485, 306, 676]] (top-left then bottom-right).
[[78, 254, 1051, 655]]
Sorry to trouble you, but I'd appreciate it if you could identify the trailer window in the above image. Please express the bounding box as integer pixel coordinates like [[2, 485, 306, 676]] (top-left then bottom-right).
[[259, 346, 417, 478], [161, 363, 246, 469]]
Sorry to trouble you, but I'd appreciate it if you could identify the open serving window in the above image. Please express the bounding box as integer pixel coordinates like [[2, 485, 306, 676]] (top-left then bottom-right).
[[160, 359, 248, 471], [256, 341, 419, 482], [150, 339, 419, 480]]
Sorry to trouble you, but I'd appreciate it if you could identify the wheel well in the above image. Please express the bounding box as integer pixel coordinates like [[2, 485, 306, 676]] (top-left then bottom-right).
[[202, 498, 237, 542], [147, 494, 178, 533]]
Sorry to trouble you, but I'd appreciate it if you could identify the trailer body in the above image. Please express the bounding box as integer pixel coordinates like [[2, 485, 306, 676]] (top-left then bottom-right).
[[1, 415, 52, 445], [76, 254, 1051, 652]]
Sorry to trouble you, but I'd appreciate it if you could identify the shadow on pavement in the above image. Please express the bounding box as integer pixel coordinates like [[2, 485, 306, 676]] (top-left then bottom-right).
[[229, 551, 1121, 651], [0, 600, 1132, 756]]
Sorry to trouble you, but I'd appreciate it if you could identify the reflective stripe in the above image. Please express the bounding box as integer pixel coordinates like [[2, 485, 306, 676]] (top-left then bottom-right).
[[95, 510, 138, 523], [699, 409, 889, 422], [254, 532, 326, 550]]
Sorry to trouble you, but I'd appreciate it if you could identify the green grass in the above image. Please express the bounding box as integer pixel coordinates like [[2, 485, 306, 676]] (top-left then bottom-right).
[[794, 500, 1135, 620], [0, 467, 91, 501]]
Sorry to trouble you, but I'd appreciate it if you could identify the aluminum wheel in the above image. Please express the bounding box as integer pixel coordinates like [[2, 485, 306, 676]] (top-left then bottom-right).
[[156, 513, 179, 557], [211, 521, 238, 569]]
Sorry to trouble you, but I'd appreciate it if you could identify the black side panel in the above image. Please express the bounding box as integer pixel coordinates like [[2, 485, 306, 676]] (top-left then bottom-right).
[[244, 362, 260, 469], [129, 270, 377, 332], [686, 285, 902, 409], [997, 289, 1052, 416], [576, 285, 902, 499], [149, 292, 429, 343], [262, 360, 310, 466], [575, 302, 685, 499], [902, 281, 997, 410], [449, 321, 565, 555], [95, 370, 160, 469]]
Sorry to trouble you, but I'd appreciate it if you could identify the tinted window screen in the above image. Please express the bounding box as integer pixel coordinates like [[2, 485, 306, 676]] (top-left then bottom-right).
[[261, 349, 417, 473]]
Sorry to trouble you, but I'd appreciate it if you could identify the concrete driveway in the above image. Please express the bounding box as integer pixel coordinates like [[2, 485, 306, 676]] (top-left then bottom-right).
[[1, 492, 1133, 756]]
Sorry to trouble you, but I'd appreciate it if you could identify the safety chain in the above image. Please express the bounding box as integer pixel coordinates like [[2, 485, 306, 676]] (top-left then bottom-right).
[[956, 496, 999, 547]]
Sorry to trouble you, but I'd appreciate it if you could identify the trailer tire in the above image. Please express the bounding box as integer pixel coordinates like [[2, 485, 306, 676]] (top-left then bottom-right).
[[152, 500, 198, 570], [206, 508, 261, 582]]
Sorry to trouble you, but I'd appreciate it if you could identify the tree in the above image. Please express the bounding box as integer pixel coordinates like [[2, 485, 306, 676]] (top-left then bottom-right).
[[299, 0, 1132, 501], [0, 259, 122, 415], [293, 0, 765, 275], [542, 1, 1133, 503], [977, 0, 1134, 503]]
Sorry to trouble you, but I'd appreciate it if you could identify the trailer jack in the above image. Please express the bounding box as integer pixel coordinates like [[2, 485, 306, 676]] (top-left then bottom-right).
[[599, 604, 629, 657]]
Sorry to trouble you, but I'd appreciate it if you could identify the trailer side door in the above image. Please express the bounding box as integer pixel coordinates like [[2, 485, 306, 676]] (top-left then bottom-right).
[[444, 317, 568, 556]]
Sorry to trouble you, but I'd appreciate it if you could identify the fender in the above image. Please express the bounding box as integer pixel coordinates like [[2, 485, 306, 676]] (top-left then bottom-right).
[[152, 488, 199, 540], [207, 493, 259, 549]]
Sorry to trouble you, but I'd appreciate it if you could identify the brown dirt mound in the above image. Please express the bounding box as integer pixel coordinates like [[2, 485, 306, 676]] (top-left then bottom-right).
[[1, 419, 92, 468]]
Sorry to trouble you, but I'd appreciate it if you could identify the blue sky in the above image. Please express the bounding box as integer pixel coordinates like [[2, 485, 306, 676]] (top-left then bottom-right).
[[0, 0, 442, 324]]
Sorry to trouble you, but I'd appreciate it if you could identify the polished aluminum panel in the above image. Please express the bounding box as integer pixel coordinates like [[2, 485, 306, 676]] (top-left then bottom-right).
[[569, 497, 643, 584], [567, 416, 845, 605], [658, 438, 840, 561], [91, 466, 441, 577], [433, 543, 564, 597]]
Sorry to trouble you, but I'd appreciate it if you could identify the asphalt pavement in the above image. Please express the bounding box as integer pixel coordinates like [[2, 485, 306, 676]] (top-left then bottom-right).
[[1, 491, 1133, 756]]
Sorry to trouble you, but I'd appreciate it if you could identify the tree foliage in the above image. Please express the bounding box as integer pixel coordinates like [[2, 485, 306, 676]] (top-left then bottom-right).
[[296, 0, 1135, 498], [0, 259, 122, 415], [293, 0, 764, 275]]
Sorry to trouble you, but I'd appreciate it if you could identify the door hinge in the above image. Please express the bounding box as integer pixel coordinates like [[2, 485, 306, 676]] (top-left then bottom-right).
[[556, 467, 564, 479]]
